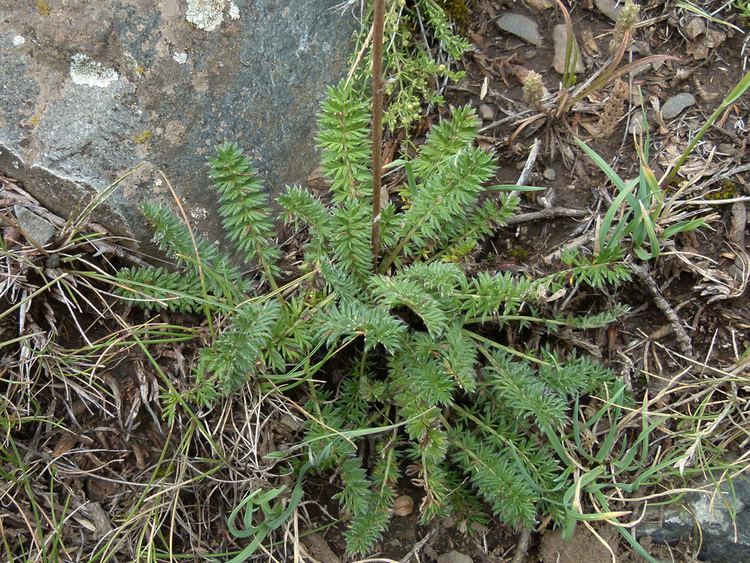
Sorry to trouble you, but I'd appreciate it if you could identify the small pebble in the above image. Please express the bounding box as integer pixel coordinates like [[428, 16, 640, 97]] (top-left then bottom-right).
[[543, 168, 556, 181], [662, 93, 696, 119], [13, 205, 56, 245], [496, 13, 543, 47], [540, 187, 557, 208], [525, 0, 553, 10], [437, 551, 474, 563], [594, 0, 622, 21], [628, 110, 648, 135], [393, 495, 414, 516], [478, 103, 495, 121]]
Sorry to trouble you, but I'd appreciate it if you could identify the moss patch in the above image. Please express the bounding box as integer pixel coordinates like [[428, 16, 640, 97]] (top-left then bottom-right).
[[706, 180, 740, 201], [437, 0, 470, 34], [133, 130, 153, 145], [36, 1, 51, 16], [509, 246, 530, 261]]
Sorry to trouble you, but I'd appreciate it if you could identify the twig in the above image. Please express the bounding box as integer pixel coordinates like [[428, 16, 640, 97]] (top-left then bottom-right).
[[510, 529, 531, 563], [371, 0, 385, 263], [630, 261, 694, 358], [347, 19, 374, 82], [398, 529, 436, 563], [512, 139, 541, 198], [543, 233, 594, 264], [504, 207, 588, 226]]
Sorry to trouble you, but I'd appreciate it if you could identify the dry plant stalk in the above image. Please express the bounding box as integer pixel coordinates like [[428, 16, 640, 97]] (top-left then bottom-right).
[[595, 79, 629, 137], [610, 0, 640, 53], [522, 70, 547, 111], [371, 0, 385, 263]]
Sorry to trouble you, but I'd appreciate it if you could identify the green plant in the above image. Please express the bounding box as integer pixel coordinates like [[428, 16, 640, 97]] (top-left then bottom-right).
[[117, 81, 631, 558], [661, 70, 750, 188], [737, 0, 750, 18], [575, 134, 712, 262], [349, 0, 470, 131], [560, 71, 750, 287]]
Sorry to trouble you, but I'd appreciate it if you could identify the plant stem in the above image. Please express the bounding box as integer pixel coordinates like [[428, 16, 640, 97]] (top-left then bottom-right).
[[371, 0, 386, 265]]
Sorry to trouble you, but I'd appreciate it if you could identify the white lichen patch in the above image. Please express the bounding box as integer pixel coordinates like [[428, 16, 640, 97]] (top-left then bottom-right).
[[70, 54, 119, 88], [186, 0, 226, 32], [172, 51, 188, 64], [13, 35, 26, 47], [228, 1, 240, 20]]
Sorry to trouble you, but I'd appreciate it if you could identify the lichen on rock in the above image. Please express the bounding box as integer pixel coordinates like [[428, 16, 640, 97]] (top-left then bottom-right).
[[228, 1, 240, 20], [69, 54, 119, 88], [186, 0, 227, 32]]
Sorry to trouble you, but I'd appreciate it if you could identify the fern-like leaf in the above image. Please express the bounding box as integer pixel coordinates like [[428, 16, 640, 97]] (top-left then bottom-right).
[[451, 433, 538, 529], [315, 300, 406, 352], [459, 272, 541, 322], [278, 185, 331, 266], [441, 323, 478, 392], [484, 351, 567, 429], [558, 247, 631, 289], [411, 106, 478, 178], [209, 143, 280, 282], [539, 351, 619, 398], [335, 457, 372, 517], [197, 300, 280, 394], [400, 147, 496, 259], [344, 447, 399, 556], [144, 203, 249, 302], [330, 199, 373, 280], [116, 266, 203, 313], [317, 81, 371, 203], [439, 195, 520, 259], [370, 276, 448, 337]]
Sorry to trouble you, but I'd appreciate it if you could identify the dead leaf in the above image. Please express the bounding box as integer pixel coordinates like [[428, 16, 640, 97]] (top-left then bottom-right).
[[480, 75, 489, 100], [52, 433, 79, 457], [687, 29, 726, 60]]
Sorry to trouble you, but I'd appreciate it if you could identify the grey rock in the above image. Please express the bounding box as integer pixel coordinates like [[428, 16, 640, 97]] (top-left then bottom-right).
[[13, 205, 56, 245], [543, 168, 556, 181], [478, 103, 495, 121], [636, 476, 750, 561], [437, 551, 473, 563], [0, 1, 356, 250], [539, 186, 556, 208], [594, 0, 622, 21], [552, 24, 584, 75], [628, 110, 648, 135], [662, 93, 696, 119], [496, 13, 543, 47]]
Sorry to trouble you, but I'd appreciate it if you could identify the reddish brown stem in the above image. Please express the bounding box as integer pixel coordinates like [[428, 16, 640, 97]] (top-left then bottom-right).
[[371, 0, 385, 265]]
